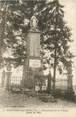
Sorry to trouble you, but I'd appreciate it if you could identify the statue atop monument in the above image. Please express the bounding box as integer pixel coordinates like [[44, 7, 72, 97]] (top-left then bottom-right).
[[30, 15, 38, 31]]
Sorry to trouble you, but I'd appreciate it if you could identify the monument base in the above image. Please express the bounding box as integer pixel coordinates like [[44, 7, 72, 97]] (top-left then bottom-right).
[[21, 67, 42, 91]]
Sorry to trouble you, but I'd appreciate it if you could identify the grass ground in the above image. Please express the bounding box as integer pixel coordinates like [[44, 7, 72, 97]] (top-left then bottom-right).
[[0, 86, 76, 110]]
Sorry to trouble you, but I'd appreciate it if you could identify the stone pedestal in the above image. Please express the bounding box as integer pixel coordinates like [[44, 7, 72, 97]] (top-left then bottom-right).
[[21, 15, 41, 90], [22, 30, 41, 90]]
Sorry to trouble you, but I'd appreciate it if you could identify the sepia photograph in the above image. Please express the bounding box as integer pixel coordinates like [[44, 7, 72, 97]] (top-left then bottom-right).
[[0, 0, 76, 115]]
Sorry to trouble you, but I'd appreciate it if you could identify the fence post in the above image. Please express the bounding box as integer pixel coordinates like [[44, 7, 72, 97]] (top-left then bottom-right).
[[47, 72, 51, 93], [6, 63, 12, 91]]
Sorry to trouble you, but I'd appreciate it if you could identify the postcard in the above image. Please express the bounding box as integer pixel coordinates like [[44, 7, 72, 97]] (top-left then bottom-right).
[[0, 0, 76, 117]]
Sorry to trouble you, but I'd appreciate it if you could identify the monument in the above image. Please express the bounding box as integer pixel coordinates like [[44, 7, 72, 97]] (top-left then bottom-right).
[[22, 15, 41, 90]]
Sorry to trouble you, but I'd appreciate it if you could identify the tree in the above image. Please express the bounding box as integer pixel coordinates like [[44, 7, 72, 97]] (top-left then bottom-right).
[[0, 1, 7, 66], [3, 0, 46, 66], [39, 0, 74, 91]]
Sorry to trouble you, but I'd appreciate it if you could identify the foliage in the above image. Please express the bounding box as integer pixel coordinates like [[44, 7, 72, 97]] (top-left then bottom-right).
[[0, 0, 74, 76]]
